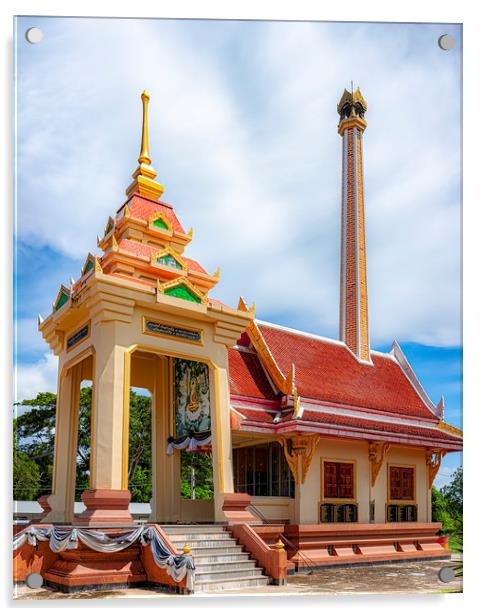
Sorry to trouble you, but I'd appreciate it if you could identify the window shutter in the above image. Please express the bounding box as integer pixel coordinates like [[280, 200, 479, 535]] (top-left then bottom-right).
[[324, 462, 338, 498], [401, 468, 414, 500], [390, 467, 402, 500], [338, 463, 354, 499]]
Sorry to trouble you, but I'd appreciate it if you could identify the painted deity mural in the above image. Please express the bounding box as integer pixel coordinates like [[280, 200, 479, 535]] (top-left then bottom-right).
[[174, 358, 211, 438]]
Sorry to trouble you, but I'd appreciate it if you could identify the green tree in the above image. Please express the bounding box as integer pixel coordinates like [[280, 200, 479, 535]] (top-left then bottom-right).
[[127, 391, 153, 502], [180, 451, 213, 500], [13, 388, 214, 504], [441, 467, 462, 511], [441, 466, 463, 535], [13, 392, 57, 499], [432, 465, 463, 541], [431, 486, 456, 533], [13, 453, 41, 500], [13, 430, 41, 500]]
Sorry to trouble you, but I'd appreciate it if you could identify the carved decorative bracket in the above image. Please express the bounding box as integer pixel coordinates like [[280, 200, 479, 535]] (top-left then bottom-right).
[[368, 441, 390, 487], [426, 448, 447, 489], [278, 434, 320, 484]]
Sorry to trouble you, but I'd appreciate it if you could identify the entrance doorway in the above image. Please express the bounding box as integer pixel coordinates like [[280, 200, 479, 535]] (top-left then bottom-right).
[[129, 350, 215, 523]]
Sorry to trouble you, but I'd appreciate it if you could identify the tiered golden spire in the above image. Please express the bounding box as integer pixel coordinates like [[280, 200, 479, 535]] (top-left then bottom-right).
[[337, 85, 367, 135], [126, 91, 165, 200]]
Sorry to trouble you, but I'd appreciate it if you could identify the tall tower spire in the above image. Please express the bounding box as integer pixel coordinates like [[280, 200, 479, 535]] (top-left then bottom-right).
[[337, 86, 371, 363], [126, 90, 164, 201]]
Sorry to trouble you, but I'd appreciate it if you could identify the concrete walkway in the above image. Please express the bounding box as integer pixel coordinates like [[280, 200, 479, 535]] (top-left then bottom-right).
[[14, 557, 462, 600]]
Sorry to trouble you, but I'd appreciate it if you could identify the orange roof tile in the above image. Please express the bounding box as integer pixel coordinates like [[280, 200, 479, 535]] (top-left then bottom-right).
[[256, 323, 436, 419], [121, 194, 186, 234], [117, 238, 208, 275], [228, 348, 279, 401]]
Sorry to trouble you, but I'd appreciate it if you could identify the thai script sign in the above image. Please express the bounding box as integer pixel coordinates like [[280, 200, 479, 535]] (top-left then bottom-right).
[[66, 324, 90, 351], [143, 318, 203, 345]]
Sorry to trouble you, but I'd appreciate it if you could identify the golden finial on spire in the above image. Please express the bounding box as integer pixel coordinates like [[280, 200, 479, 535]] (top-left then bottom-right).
[[126, 91, 165, 201], [138, 90, 151, 166], [337, 85, 367, 134]]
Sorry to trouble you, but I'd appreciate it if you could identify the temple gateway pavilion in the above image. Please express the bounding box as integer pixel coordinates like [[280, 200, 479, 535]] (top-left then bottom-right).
[[27, 88, 462, 588]]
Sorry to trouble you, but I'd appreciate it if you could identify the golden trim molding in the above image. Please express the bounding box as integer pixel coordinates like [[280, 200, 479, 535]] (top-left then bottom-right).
[[426, 448, 447, 489], [278, 434, 320, 484], [437, 421, 463, 438]]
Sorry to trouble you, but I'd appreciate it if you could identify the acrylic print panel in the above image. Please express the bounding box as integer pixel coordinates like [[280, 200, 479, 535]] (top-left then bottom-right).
[[13, 16, 462, 599]]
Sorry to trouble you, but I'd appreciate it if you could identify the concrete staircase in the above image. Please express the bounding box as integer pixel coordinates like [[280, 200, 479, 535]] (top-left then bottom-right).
[[162, 525, 269, 593]]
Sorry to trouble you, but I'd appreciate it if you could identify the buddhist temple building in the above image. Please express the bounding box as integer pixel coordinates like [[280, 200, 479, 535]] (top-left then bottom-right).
[[17, 87, 462, 591]]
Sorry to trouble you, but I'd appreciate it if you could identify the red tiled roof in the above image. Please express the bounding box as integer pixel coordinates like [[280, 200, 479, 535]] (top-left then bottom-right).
[[256, 324, 436, 420], [109, 273, 156, 287], [228, 348, 279, 401], [118, 238, 152, 258], [297, 411, 461, 443], [123, 194, 186, 234], [239, 407, 461, 448], [117, 238, 207, 275], [233, 408, 278, 423], [183, 256, 208, 275]]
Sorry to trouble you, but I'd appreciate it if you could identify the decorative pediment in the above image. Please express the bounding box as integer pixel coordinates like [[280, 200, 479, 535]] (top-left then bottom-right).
[[81, 253, 103, 278], [152, 248, 186, 271], [148, 211, 171, 232], [104, 216, 115, 237], [81, 253, 96, 276], [157, 277, 207, 304], [53, 285, 71, 312]]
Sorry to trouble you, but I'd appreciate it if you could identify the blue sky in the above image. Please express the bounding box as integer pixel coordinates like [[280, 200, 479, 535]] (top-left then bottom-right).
[[14, 17, 462, 486]]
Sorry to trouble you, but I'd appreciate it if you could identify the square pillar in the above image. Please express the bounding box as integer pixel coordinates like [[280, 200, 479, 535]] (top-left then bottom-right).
[[75, 324, 132, 525], [210, 362, 235, 522], [42, 363, 82, 523]]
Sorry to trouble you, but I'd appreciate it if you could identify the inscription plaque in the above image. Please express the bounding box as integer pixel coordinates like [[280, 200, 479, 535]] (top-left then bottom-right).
[[143, 318, 203, 345]]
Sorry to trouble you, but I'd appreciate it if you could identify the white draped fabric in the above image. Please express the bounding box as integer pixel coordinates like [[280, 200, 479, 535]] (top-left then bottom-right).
[[166, 432, 212, 455], [13, 525, 195, 591]]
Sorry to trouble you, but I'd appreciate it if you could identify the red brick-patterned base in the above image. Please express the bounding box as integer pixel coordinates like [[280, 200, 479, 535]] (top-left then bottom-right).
[[13, 525, 189, 594], [222, 492, 259, 524], [74, 489, 133, 526], [253, 522, 450, 570]]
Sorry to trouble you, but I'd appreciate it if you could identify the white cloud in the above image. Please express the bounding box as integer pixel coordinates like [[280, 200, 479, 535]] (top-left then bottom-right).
[[15, 353, 58, 402], [16, 18, 461, 347], [15, 318, 46, 356]]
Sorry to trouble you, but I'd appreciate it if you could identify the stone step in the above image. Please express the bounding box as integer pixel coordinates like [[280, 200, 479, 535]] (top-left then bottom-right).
[[195, 560, 258, 574], [172, 539, 238, 549], [195, 566, 264, 583], [194, 553, 251, 565], [185, 546, 245, 556], [162, 525, 226, 533], [196, 576, 269, 593], [167, 532, 232, 542]]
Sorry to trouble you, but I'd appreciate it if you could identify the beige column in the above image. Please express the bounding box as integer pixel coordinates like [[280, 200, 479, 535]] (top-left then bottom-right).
[[292, 457, 309, 524], [43, 362, 82, 523], [75, 323, 132, 525], [150, 356, 181, 522], [210, 361, 234, 521]]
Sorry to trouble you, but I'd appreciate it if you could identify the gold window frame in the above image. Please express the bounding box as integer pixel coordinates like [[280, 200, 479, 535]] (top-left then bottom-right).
[[387, 463, 417, 504], [320, 457, 358, 504]]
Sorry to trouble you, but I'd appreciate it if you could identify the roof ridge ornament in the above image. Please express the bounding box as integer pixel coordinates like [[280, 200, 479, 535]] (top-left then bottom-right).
[[126, 91, 165, 201]]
